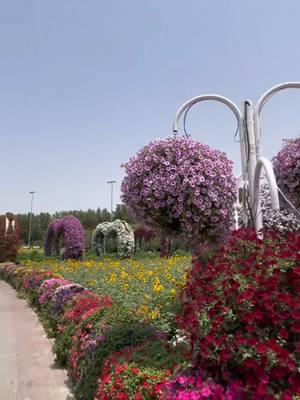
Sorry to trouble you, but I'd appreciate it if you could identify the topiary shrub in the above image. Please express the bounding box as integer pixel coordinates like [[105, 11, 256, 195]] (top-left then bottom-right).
[[121, 136, 236, 246], [44, 215, 85, 259], [134, 225, 156, 251], [92, 220, 135, 258], [0, 213, 21, 263], [177, 228, 300, 398], [273, 137, 300, 209]]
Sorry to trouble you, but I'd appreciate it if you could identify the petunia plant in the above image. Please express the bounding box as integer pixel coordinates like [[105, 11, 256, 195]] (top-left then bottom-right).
[[121, 136, 236, 246]]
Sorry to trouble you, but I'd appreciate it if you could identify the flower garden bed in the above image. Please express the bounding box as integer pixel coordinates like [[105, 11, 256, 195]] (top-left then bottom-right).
[[1, 228, 300, 399], [0, 262, 190, 400]]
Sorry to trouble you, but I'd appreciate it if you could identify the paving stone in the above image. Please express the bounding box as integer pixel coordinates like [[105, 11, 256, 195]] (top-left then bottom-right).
[[0, 280, 73, 400]]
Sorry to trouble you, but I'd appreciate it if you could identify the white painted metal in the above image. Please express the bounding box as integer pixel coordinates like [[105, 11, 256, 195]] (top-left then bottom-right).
[[253, 82, 300, 160], [172, 94, 247, 181], [172, 82, 300, 235], [253, 157, 280, 233]]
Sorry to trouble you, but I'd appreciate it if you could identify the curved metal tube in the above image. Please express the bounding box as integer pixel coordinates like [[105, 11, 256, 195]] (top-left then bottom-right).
[[172, 94, 244, 133], [254, 82, 300, 160], [253, 157, 280, 213], [172, 94, 247, 179], [256, 81, 300, 115]]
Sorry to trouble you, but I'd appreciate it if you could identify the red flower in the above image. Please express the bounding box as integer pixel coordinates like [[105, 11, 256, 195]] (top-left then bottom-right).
[[131, 367, 140, 375]]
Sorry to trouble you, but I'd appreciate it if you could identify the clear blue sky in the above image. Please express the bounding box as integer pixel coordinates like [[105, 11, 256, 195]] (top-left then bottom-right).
[[1, 0, 299, 214]]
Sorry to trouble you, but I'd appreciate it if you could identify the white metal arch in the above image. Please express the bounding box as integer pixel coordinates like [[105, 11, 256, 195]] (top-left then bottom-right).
[[172, 82, 300, 235], [172, 94, 247, 180]]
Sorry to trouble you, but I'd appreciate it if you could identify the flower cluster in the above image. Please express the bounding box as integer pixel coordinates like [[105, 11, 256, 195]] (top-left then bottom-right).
[[63, 292, 113, 323], [273, 137, 300, 208], [164, 371, 240, 400], [177, 228, 300, 398], [94, 341, 177, 400], [92, 220, 135, 258], [44, 215, 85, 259], [121, 136, 236, 244], [260, 183, 300, 233], [39, 277, 70, 305], [52, 282, 86, 315]]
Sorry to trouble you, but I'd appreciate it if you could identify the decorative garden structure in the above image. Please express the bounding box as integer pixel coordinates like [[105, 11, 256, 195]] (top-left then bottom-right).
[[0, 213, 21, 262], [172, 82, 300, 234], [91, 220, 134, 258], [134, 226, 155, 251], [44, 216, 85, 260], [122, 136, 237, 246]]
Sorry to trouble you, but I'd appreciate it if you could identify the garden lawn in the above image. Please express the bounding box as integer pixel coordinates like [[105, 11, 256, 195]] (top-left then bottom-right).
[[23, 255, 191, 331]]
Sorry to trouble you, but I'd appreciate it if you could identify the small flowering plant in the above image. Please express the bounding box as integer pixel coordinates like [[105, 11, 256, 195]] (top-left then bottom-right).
[[52, 282, 86, 315], [39, 277, 71, 306], [95, 339, 190, 400], [177, 228, 300, 398], [164, 370, 241, 400], [121, 136, 236, 244], [273, 137, 300, 208]]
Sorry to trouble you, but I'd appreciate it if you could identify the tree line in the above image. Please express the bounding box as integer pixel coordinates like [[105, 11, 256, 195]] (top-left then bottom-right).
[[17, 204, 136, 247]]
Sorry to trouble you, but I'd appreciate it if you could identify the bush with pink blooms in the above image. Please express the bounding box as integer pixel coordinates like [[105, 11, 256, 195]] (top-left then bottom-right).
[[121, 136, 236, 244], [273, 137, 300, 208]]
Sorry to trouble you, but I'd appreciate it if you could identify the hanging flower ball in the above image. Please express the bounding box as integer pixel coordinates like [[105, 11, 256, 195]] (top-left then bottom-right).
[[121, 136, 236, 243], [273, 137, 300, 208]]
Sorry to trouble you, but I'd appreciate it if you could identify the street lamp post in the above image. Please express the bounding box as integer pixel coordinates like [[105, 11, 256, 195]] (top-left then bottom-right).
[[107, 181, 116, 222], [28, 191, 35, 247]]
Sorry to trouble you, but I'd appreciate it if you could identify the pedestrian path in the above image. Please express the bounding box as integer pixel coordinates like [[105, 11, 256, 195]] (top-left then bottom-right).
[[0, 280, 73, 400]]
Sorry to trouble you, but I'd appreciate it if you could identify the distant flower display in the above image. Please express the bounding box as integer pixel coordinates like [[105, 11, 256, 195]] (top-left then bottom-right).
[[273, 137, 300, 208], [121, 136, 236, 243], [44, 216, 85, 260], [92, 219, 135, 258], [0, 213, 21, 263]]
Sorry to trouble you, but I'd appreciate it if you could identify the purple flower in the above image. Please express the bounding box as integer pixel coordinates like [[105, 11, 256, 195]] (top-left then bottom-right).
[[121, 136, 236, 244], [44, 216, 85, 260]]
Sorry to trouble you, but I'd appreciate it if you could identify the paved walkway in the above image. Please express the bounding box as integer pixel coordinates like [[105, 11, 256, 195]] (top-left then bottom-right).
[[0, 280, 73, 400]]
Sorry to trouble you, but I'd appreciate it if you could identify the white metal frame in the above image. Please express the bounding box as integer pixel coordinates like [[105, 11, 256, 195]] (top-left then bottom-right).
[[172, 82, 300, 234]]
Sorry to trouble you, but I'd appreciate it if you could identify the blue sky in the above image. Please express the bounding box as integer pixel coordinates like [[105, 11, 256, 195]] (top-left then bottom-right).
[[0, 0, 299, 214]]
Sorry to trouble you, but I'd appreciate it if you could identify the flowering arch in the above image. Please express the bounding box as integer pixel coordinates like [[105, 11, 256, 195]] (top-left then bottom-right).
[[44, 216, 85, 259], [91, 220, 134, 258]]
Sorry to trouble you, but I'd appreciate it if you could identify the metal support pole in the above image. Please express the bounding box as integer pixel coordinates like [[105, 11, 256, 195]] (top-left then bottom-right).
[[107, 180, 116, 222], [172, 82, 300, 235], [28, 191, 35, 247]]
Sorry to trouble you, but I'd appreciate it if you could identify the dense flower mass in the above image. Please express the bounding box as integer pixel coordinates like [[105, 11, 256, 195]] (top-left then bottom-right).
[[92, 220, 135, 258], [273, 137, 300, 208], [260, 183, 300, 233], [121, 136, 236, 243], [44, 216, 85, 259], [178, 228, 300, 398]]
